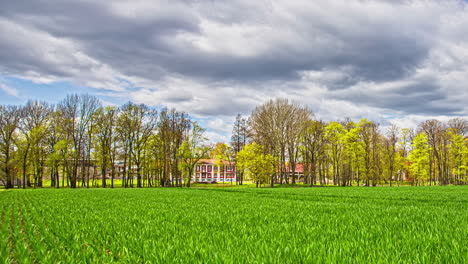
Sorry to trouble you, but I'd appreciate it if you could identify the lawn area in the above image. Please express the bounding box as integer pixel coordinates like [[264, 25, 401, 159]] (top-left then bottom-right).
[[1, 186, 467, 263]]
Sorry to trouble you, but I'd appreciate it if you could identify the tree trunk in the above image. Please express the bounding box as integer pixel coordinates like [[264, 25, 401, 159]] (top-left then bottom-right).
[[102, 158, 107, 188], [137, 166, 142, 188]]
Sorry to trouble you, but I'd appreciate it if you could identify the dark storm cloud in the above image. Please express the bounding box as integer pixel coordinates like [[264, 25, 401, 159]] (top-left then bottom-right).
[[0, 0, 201, 82], [0, 0, 434, 83], [331, 82, 462, 116], [163, 92, 194, 103], [110, 20, 429, 84]]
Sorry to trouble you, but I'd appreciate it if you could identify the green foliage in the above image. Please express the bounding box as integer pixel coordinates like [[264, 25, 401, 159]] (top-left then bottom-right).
[[325, 122, 346, 182], [0, 187, 466, 263], [343, 124, 366, 177], [1, 95, 468, 189], [448, 131, 468, 182], [177, 122, 211, 186], [211, 143, 233, 164], [408, 133, 430, 184], [236, 143, 276, 186]]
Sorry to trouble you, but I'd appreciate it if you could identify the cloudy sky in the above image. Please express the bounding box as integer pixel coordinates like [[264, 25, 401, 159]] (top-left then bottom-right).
[[1, 0, 467, 142]]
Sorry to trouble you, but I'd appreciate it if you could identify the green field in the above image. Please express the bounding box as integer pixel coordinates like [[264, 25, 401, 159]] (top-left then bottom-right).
[[1, 187, 467, 263]]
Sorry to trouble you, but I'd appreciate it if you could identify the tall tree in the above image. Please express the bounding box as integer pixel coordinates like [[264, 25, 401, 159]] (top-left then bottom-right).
[[383, 124, 399, 186], [0, 105, 21, 189], [236, 143, 276, 188], [231, 114, 248, 154], [231, 114, 248, 184], [57, 94, 101, 188], [178, 122, 210, 187], [18, 101, 50, 188], [300, 120, 327, 186], [250, 99, 313, 185], [158, 108, 191, 187], [359, 119, 381, 186], [325, 122, 346, 186], [118, 102, 158, 188], [447, 129, 467, 185], [94, 106, 118, 188], [408, 132, 430, 186], [342, 123, 365, 186], [419, 120, 444, 185]]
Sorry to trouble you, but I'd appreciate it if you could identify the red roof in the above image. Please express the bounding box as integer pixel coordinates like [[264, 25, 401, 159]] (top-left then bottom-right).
[[197, 159, 233, 165], [284, 163, 304, 173]]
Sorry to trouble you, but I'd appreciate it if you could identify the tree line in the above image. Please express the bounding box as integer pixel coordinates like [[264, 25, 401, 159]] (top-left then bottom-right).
[[1, 96, 466, 189], [237, 99, 468, 187], [0, 94, 212, 189]]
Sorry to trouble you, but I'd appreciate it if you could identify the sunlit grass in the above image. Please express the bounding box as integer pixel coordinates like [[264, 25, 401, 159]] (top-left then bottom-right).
[[1, 186, 466, 263]]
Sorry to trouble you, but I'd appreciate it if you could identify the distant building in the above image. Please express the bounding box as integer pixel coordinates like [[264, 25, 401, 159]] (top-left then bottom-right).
[[192, 159, 236, 183], [284, 163, 305, 179], [191, 160, 309, 183]]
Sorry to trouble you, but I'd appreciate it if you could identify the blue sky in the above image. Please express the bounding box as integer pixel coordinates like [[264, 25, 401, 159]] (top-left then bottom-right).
[[1, 0, 467, 142], [0, 75, 228, 141], [0, 76, 97, 105]]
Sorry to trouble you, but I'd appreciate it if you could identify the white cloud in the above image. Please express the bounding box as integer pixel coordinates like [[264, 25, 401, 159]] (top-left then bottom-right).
[[0, 18, 129, 91], [205, 118, 233, 134], [0, 83, 19, 97], [204, 131, 229, 144], [387, 115, 455, 131]]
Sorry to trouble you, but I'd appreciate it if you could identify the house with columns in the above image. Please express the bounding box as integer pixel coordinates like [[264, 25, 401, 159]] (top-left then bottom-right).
[[192, 159, 236, 183]]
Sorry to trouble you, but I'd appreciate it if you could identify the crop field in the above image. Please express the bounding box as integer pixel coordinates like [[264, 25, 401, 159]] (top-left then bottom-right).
[[0, 187, 467, 263]]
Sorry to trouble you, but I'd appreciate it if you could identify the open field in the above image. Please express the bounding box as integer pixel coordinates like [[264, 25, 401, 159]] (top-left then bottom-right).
[[1, 187, 467, 263]]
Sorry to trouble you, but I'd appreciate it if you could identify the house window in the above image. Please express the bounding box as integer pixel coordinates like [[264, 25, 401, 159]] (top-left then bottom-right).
[[196, 165, 200, 171], [202, 165, 206, 172], [208, 165, 212, 172], [227, 166, 233, 171]]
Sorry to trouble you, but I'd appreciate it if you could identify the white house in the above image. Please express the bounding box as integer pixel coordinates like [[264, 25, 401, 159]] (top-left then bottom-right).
[[192, 159, 236, 183]]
